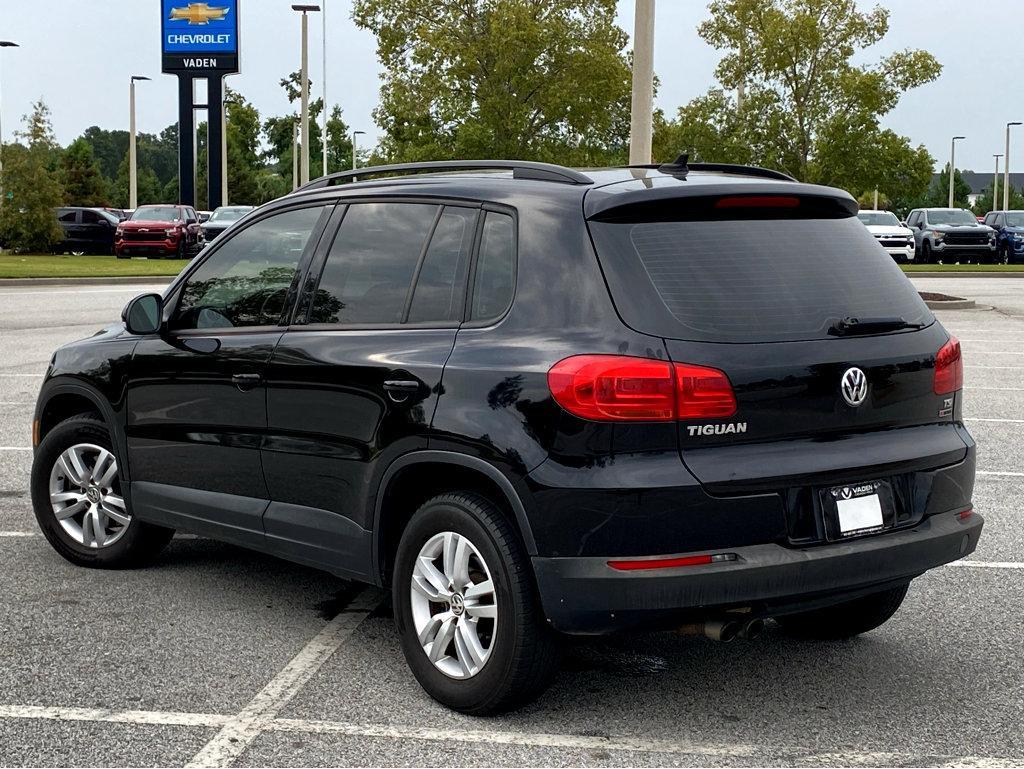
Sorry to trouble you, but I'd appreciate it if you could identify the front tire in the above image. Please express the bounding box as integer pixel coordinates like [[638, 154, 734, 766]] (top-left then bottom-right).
[[31, 415, 173, 569], [776, 583, 910, 640], [393, 492, 559, 714]]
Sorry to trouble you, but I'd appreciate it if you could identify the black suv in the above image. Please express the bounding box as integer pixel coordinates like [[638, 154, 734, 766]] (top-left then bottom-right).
[[55, 207, 120, 255], [31, 159, 981, 714]]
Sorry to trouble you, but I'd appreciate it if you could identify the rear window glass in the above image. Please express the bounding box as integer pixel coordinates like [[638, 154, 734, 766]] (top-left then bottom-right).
[[588, 216, 933, 343]]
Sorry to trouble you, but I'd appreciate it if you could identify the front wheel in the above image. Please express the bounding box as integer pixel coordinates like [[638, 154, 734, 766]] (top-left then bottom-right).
[[921, 241, 933, 264], [776, 582, 910, 640], [393, 492, 559, 714], [31, 415, 174, 568]]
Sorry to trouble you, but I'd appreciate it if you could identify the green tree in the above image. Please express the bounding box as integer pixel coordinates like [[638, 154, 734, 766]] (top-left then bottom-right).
[[0, 100, 65, 252], [353, 0, 632, 164], [925, 164, 973, 209], [971, 185, 1024, 215], [659, 0, 941, 200], [79, 126, 130, 182], [60, 138, 110, 207], [111, 152, 163, 209]]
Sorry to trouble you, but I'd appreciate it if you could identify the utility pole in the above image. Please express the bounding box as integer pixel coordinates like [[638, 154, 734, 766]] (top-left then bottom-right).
[[292, 5, 321, 187], [129, 75, 150, 210], [1006, 122, 1022, 211], [873, 188, 878, 210], [993, 154, 1003, 211], [949, 136, 964, 208], [352, 130, 365, 170], [221, 89, 232, 207], [322, 1, 329, 177], [628, 0, 655, 165], [292, 120, 300, 190]]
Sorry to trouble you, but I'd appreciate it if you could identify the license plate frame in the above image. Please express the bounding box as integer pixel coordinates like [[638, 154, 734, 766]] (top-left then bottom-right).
[[819, 480, 896, 540]]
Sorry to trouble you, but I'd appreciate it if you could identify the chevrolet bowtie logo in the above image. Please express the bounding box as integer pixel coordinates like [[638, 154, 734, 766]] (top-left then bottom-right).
[[169, 3, 230, 24]]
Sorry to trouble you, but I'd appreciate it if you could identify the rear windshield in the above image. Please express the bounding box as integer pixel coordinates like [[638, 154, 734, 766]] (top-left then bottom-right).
[[588, 216, 933, 343]]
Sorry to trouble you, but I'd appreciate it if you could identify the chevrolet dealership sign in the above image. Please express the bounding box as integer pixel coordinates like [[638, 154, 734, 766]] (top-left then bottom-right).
[[161, 1, 239, 73]]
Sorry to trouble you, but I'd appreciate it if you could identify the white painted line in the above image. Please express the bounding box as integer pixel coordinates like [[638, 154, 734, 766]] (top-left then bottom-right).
[[0, 704, 1012, 766], [0, 288, 163, 297], [0, 704, 230, 729], [0, 402, 32, 405], [964, 418, 1024, 424], [0, 447, 31, 452], [947, 561, 1024, 570], [977, 470, 1024, 478], [966, 386, 1024, 391], [0, 531, 34, 538], [965, 365, 1024, 370], [185, 588, 381, 768], [963, 350, 1024, 355]]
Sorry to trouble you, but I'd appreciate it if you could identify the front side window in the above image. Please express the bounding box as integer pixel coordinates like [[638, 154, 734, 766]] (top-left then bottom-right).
[[172, 206, 326, 330], [310, 203, 438, 325], [470, 212, 516, 321]]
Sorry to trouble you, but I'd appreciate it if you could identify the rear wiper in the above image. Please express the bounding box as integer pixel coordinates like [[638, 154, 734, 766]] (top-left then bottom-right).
[[828, 316, 925, 337]]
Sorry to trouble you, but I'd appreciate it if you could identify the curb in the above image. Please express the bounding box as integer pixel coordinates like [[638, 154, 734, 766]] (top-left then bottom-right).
[[908, 271, 1024, 279], [0, 276, 175, 287], [924, 299, 977, 310]]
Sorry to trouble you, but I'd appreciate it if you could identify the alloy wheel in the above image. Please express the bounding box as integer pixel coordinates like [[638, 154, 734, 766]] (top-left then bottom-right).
[[48, 443, 130, 548], [410, 531, 497, 679]]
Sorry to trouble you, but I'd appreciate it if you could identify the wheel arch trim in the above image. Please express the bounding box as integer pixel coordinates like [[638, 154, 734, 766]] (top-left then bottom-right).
[[35, 378, 129, 479], [371, 451, 538, 584]]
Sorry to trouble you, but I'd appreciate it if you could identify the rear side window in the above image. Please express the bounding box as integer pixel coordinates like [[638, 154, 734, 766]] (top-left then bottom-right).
[[588, 216, 932, 343], [407, 207, 475, 324], [310, 203, 438, 325], [58, 210, 77, 223], [470, 212, 515, 322]]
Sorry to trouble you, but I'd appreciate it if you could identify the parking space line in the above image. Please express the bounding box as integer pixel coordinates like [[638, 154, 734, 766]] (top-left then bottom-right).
[[967, 386, 1024, 391], [0, 704, 230, 729], [185, 588, 381, 768], [947, 561, 1024, 570], [977, 470, 1024, 478], [0, 447, 31, 452], [965, 365, 1024, 370], [0, 532, 34, 538], [0, 704, 1012, 766], [964, 418, 1024, 424]]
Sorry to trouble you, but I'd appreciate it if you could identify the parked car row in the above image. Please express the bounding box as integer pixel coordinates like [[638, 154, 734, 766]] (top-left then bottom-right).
[[53, 205, 253, 258], [859, 206, 1024, 265]]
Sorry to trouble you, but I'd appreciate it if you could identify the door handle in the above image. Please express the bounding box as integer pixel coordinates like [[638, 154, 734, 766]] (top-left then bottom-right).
[[383, 379, 420, 403], [231, 373, 262, 391]]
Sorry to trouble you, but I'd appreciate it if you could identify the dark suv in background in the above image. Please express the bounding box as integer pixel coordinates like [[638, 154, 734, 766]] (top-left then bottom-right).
[[55, 207, 120, 255], [982, 210, 1024, 263], [906, 207, 997, 263], [31, 159, 980, 714]]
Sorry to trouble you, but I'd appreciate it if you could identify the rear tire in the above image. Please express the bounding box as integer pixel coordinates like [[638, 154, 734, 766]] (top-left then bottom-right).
[[393, 492, 559, 714], [31, 415, 174, 569], [777, 583, 910, 640]]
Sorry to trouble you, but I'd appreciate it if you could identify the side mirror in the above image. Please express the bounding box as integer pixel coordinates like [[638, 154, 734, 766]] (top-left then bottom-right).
[[900, 221, 908, 227], [122, 293, 163, 335]]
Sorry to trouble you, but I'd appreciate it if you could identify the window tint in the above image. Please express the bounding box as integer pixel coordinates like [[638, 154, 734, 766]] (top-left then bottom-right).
[[58, 210, 77, 223], [588, 216, 932, 343], [81, 210, 105, 224], [470, 212, 515, 321], [310, 203, 438, 325], [407, 207, 475, 324], [172, 206, 325, 330]]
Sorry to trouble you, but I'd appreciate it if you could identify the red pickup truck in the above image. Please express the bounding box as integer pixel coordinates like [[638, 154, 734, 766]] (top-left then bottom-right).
[[115, 204, 205, 259]]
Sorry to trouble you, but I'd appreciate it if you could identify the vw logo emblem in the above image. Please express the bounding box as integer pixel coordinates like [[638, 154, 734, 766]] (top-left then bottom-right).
[[840, 367, 868, 407], [450, 593, 465, 616]]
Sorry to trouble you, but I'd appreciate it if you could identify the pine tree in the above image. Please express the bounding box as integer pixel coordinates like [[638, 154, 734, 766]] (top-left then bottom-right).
[[61, 138, 110, 207]]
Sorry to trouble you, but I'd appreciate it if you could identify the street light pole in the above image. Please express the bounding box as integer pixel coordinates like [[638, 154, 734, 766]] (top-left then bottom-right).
[[993, 154, 1003, 211], [628, 0, 655, 165], [948, 136, 965, 208], [221, 90, 233, 207], [322, 0, 328, 177], [1005, 122, 1022, 211], [352, 130, 365, 170], [129, 75, 151, 211], [292, 5, 321, 187], [0, 41, 18, 209]]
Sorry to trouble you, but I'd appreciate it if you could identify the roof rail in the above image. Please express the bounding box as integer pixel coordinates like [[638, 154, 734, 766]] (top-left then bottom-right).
[[297, 160, 594, 191], [625, 160, 796, 183]]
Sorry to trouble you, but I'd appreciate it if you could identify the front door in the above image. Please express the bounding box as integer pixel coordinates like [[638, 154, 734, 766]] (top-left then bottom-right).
[[125, 203, 333, 545], [262, 201, 479, 576]]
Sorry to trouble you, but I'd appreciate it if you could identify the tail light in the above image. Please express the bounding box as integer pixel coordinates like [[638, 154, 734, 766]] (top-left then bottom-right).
[[933, 336, 963, 395], [548, 355, 737, 422]]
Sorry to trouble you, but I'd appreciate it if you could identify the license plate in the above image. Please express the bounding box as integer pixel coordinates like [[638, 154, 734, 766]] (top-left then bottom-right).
[[821, 481, 892, 539]]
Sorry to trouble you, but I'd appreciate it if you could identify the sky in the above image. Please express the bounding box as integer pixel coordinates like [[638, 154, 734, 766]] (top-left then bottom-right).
[[0, 0, 1019, 173]]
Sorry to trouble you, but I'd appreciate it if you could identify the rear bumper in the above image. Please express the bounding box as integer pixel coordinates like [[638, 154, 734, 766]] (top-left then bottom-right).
[[533, 510, 982, 634]]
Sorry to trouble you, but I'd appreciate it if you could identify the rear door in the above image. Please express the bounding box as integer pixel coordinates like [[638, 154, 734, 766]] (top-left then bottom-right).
[[80, 209, 114, 253], [262, 201, 478, 576]]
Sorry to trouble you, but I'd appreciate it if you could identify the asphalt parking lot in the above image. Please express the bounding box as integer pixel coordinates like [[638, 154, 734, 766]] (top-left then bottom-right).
[[0, 277, 1022, 768]]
